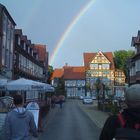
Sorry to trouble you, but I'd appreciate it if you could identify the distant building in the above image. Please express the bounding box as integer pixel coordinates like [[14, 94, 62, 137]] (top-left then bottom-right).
[[63, 66, 85, 98], [0, 4, 16, 79], [51, 66, 85, 98], [84, 51, 115, 95], [114, 69, 126, 97], [51, 68, 64, 87], [129, 31, 140, 85], [84, 51, 125, 97]]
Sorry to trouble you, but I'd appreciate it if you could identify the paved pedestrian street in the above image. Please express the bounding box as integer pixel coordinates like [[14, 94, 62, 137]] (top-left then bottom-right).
[[31, 99, 109, 140]]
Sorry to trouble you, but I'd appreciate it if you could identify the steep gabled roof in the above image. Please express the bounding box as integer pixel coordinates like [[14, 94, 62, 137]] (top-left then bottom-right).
[[64, 66, 85, 80], [0, 3, 16, 25], [34, 44, 47, 62], [51, 68, 64, 80], [83, 52, 115, 70]]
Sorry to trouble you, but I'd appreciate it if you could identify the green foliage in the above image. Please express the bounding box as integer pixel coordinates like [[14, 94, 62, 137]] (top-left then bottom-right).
[[113, 50, 134, 70], [47, 65, 53, 84], [113, 50, 135, 82], [95, 78, 102, 93], [55, 78, 66, 96]]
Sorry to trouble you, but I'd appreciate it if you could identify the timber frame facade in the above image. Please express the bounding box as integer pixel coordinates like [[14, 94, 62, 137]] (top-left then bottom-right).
[[84, 51, 125, 98], [14, 29, 44, 81]]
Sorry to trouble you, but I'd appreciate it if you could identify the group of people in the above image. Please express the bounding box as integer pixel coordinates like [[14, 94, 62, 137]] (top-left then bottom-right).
[[3, 93, 65, 140], [3, 84, 140, 140], [51, 95, 64, 109]]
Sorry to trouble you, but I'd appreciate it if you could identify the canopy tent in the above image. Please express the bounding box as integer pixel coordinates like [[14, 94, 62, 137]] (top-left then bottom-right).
[[28, 80, 55, 92], [46, 84, 55, 92], [6, 78, 46, 91], [0, 79, 9, 91], [5, 78, 55, 92]]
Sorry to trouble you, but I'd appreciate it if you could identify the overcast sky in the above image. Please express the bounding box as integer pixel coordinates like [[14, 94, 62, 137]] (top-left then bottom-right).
[[1, 0, 140, 68]]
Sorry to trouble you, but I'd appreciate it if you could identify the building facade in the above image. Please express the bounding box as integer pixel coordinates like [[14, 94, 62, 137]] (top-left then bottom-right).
[[51, 68, 64, 87], [114, 69, 126, 98], [63, 66, 85, 98], [84, 51, 125, 98], [0, 4, 16, 79], [34, 44, 49, 82], [129, 31, 140, 85], [14, 29, 44, 81], [51, 66, 85, 98]]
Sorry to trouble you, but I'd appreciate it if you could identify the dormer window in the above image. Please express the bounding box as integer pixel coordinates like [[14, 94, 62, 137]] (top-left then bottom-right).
[[28, 47, 30, 53], [18, 36, 20, 46], [23, 42, 26, 50]]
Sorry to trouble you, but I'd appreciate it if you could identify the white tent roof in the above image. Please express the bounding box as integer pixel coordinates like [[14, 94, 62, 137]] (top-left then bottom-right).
[[6, 78, 45, 91], [0, 79, 9, 91]]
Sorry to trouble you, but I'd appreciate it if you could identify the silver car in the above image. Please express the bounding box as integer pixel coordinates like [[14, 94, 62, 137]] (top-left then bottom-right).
[[83, 97, 93, 104]]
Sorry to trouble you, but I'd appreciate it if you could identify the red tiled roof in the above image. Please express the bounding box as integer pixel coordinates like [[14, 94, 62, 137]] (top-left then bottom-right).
[[63, 66, 85, 80], [83, 52, 115, 70], [51, 68, 64, 80], [34, 44, 47, 61]]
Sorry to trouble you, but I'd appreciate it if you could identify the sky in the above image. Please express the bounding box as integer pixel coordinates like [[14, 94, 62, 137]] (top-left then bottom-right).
[[1, 0, 140, 68]]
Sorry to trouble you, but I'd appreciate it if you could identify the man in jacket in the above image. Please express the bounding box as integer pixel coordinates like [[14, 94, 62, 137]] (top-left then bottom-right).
[[4, 94, 38, 140]]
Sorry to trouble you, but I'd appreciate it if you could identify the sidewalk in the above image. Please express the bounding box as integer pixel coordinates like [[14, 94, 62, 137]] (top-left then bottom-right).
[[77, 100, 109, 129], [31, 104, 60, 140]]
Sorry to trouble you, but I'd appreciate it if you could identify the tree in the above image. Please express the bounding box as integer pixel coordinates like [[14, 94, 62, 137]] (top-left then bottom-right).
[[47, 65, 53, 84], [55, 78, 66, 96], [113, 50, 135, 82], [95, 78, 102, 110]]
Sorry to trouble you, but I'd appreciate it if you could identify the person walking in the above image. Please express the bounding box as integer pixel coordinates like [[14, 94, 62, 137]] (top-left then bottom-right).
[[4, 94, 38, 140], [99, 84, 140, 140]]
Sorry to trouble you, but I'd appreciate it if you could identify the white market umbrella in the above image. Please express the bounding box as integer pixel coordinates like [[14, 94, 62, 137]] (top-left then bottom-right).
[[6, 78, 45, 91], [31, 80, 55, 92], [0, 79, 9, 91], [45, 84, 55, 92]]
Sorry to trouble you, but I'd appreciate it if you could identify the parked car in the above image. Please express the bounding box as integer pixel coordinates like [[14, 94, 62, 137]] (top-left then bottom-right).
[[83, 96, 93, 104]]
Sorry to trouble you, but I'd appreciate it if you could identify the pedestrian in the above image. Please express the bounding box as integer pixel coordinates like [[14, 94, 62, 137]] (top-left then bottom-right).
[[99, 84, 140, 140], [51, 95, 56, 108], [59, 99, 63, 109], [4, 94, 38, 140], [58, 95, 64, 109]]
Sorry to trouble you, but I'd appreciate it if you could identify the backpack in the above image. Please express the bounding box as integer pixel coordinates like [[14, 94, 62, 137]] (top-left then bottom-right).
[[114, 113, 140, 140]]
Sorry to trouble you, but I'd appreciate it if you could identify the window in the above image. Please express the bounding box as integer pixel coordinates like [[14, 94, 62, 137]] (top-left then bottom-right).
[[97, 56, 102, 62], [98, 64, 102, 69], [136, 60, 140, 72], [103, 71, 109, 75], [102, 64, 109, 69], [90, 63, 98, 69]]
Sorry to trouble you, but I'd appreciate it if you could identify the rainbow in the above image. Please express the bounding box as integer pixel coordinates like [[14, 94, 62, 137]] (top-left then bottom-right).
[[49, 0, 96, 66]]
